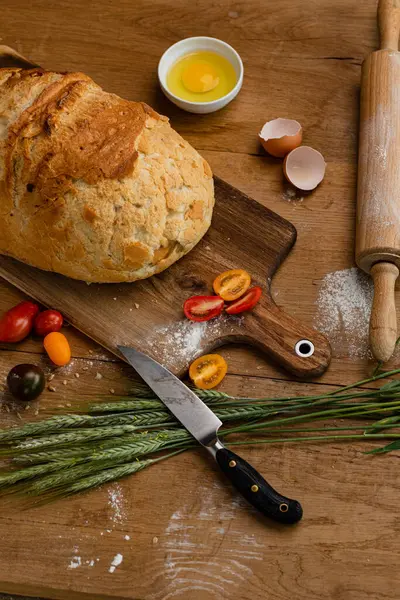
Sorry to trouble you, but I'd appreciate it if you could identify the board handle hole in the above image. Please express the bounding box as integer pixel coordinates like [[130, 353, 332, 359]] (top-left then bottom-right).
[[295, 340, 314, 358]]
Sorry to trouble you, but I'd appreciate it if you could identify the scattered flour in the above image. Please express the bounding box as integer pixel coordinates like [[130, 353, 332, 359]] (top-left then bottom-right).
[[149, 487, 263, 600], [108, 483, 126, 524], [314, 267, 373, 358], [68, 556, 81, 569], [147, 316, 242, 369], [282, 186, 304, 203], [67, 546, 97, 570], [109, 553, 123, 573]]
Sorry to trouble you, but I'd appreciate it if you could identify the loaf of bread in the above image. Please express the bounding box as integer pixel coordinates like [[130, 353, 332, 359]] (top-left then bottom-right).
[[0, 68, 214, 282]]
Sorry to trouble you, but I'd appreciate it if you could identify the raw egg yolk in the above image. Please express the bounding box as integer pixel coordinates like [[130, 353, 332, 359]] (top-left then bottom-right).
[[181, 62, 220, 93]]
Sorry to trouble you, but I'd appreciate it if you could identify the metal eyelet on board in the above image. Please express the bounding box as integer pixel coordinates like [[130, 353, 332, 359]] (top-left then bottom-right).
[[294, 339, 315, 358]]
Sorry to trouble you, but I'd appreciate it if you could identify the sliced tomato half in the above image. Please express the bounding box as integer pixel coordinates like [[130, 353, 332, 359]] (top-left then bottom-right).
[[184, 295, 224, 322], [225, 286, 262, 314], [189, 354, 228, 389]]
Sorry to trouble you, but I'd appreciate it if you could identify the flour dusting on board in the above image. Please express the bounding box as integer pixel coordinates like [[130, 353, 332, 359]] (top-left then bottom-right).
[[147, 316, 242, 369], [108, 483, 126, 524], [314, 267, 373, 358]]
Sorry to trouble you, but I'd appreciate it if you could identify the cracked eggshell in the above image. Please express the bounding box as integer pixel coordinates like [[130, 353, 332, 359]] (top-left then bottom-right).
[[259, 118, 302, 158], [283, 146, 326, 191]]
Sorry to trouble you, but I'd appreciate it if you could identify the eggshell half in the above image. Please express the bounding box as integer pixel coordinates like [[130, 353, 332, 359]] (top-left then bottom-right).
[[259, 118, 303, 158], [283, 146, 326, 191]]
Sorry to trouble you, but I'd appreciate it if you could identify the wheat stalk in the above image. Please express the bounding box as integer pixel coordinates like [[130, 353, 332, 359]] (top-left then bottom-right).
[[0, 366, 399, 503], [13, 429, 189, 464]]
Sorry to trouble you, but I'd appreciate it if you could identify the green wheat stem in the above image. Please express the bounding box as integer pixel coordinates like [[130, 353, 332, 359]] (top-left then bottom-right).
[[223, 400, 400, 435], [12, 430, 190, 464], [25, 450, 188, 501], [227, 433, 400, 446]]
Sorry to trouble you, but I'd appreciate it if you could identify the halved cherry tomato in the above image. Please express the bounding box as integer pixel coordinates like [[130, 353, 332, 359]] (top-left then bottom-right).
[[184, 296, 224, 322], [0, 301, 39, 343], [44, 332, 71, 366], [225, 286, 262, 315], [34, 310, 64, 336], [189, 354, 228, 389], [213, 269, 251, 301]]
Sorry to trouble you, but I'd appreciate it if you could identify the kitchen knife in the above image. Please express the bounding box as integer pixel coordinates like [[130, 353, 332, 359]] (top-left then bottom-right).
[[118, 346, 303, 525]]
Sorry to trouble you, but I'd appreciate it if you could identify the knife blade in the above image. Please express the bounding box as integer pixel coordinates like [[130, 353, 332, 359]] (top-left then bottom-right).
[[118, 345, 303, 525]]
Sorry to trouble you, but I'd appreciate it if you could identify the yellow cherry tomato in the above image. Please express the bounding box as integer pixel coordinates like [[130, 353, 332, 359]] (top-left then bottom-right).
[[44, 332, 71, 366], [189, 354, 227, 390], [213, 269, 251, 301]]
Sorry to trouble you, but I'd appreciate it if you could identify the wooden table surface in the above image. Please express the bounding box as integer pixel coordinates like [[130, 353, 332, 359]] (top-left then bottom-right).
[[1, 1, 400, 599]]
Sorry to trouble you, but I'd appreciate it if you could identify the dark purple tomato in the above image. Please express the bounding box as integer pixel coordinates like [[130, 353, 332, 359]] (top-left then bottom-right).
[[7, 364, 46, 401]]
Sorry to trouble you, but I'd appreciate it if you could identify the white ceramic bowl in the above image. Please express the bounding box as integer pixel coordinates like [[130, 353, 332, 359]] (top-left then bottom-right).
[[158, 36, 243, 114]]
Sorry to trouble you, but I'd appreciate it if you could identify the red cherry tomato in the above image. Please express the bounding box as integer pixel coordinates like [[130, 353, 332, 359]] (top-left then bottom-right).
[[34, 310, 64, 337], [184, 296, 224, 322], [225, 286, 262, 315], [0, 301, 39, 343]]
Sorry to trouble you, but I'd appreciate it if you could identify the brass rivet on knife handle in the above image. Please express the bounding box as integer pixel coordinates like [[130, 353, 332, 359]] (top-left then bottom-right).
[[279, 503, 289, 513], [356, 0, 400, 362], [229, 460, 237, 468], [251, 485, 259, 493]]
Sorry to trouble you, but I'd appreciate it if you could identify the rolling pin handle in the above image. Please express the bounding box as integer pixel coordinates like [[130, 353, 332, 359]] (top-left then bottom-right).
[[378, 0, 400, 51], [370, 262, 399, 363]]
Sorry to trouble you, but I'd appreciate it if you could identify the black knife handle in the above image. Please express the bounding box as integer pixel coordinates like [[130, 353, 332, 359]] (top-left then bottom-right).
[[215, 447, 303, 524]]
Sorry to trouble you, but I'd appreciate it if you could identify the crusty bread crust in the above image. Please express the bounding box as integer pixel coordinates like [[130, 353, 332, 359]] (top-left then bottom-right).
[[0, 68, 214, 282]]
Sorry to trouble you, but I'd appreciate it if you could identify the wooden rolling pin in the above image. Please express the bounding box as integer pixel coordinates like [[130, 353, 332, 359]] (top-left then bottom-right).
[[356, 0, 400, 362]]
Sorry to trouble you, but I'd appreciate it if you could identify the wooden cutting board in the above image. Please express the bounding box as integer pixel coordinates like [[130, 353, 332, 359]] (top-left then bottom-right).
[[0, 46, 331, 379]]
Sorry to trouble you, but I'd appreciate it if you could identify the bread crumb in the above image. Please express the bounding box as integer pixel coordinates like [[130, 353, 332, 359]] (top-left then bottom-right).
[[109, 389, 115, 394], [48, 373, 55, 381], [48, 385, 56, 392], [113, 297, 117, 301], [16, 412, 23, 420], [34, 408, 39, 416], [129, 308, 133, 312], [4, 405, 10, 413], [153, 536, 158, 544], [66, 402, 72, 408], [75, 373, 80, 379], [134, 303, 140, 309], [24, 404, 31, 410], [95, 373, 103, 380], [63, 380, 68, 385], [82, 366, 89, 371]]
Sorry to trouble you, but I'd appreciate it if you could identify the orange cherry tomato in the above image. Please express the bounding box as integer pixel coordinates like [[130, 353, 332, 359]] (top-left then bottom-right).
[[213, 269, 251, 301], [44, 332, 71, 366], [189, 354, 227, 390]]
